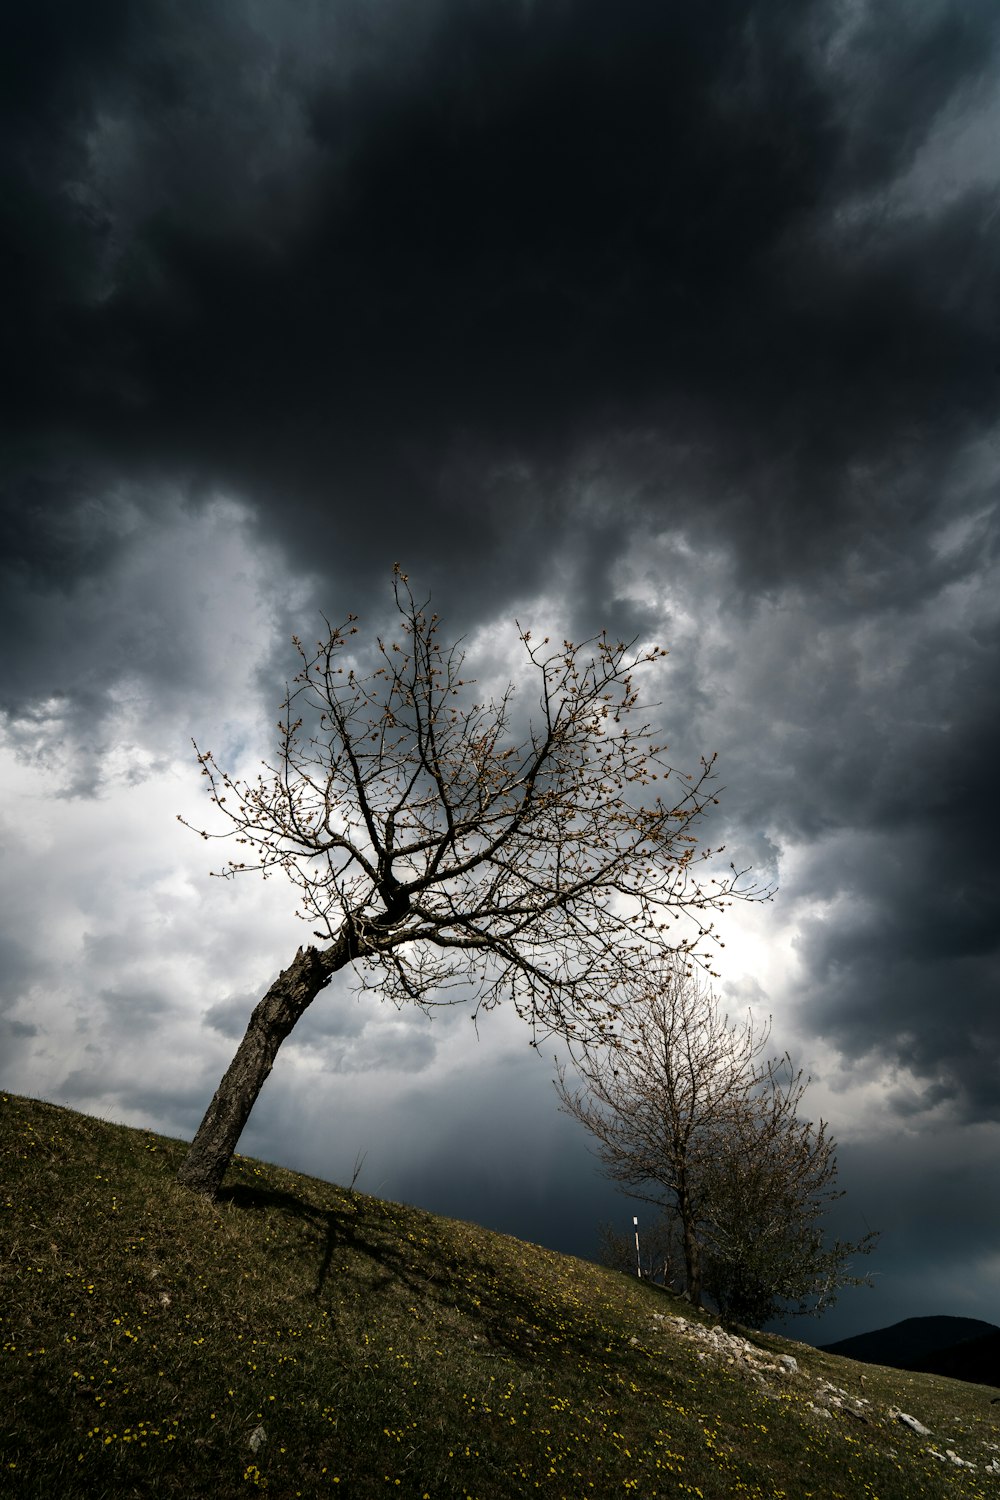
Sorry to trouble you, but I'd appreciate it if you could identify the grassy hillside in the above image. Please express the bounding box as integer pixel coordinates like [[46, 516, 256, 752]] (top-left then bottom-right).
[[3, 1092, 998, 1499]]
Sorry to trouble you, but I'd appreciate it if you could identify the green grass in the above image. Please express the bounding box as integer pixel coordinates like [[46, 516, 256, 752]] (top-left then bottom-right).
[[2, 1091, 998, 1498]]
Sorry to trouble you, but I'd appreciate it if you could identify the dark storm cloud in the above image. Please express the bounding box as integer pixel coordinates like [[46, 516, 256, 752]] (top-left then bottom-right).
[[794, 808, 1000, 1120], [808, 1130, 1000, 1339], [727, 581, 1000, 1117], [58, 1066, 213, 1128], [748, 667, 998, 1115], [5, 0, 997, 615]]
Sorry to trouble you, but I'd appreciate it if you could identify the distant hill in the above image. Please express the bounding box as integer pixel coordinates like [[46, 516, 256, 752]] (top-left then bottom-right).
[[822, 1316, 1000, 1388], [914, 1331, 1000, 1391]]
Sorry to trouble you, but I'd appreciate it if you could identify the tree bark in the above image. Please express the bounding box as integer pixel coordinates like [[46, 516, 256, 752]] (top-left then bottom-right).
[[675, 1173, 703, 1307], [177, 938, 349, 1199]]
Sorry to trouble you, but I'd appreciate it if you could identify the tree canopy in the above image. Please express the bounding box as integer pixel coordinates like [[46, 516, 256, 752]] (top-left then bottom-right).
[[557, 957, 878, 1325], [177, 569, 761, 1197]]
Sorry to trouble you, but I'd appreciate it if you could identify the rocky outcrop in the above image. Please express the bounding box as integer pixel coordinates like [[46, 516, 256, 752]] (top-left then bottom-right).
[[647, 1313, 1000, 1477], [649, 1313, 801, 1389]]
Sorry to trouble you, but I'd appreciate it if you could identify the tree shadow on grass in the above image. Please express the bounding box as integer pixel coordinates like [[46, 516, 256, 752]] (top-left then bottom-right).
[[218, 1182, 358, 1300], [217, 1180, 658, 1377]]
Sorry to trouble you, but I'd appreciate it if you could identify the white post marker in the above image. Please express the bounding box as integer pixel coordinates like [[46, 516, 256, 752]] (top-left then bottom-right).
[[633, 1216, 641, 1278]]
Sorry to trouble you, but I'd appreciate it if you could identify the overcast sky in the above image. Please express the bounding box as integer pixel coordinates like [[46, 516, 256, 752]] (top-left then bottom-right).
[[2, 0, 999, 1344]]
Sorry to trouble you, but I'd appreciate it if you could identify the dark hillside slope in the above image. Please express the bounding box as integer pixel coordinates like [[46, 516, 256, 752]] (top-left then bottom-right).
[[2, 1090, 999, 1498]]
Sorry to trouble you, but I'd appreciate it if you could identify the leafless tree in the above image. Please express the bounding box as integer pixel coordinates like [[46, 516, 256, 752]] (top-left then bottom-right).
[[556, 958, 877, 1323], [597, 1216, 681, 1289], [176, 568, 760, 1198], [695, 1060, 878, 1325]]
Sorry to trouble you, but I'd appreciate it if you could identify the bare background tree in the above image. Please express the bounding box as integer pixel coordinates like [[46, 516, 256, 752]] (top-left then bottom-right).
[[557, 958, 877, 1326], [597, 1216, 680, 1288], [177, 568, 759, 1198], [695, 1059, 879, 1326]]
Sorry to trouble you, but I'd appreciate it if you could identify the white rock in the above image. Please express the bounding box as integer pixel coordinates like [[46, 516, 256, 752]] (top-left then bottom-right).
[[891, 1410, 931, 1437]]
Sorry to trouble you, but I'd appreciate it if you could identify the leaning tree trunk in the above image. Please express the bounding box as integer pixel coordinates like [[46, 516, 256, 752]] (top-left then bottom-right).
[[177, 938, 350, 1199]]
